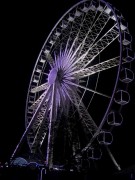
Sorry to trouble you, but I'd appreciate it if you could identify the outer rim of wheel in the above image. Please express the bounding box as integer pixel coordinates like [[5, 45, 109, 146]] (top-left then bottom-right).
[[25, 0, 123, 151]]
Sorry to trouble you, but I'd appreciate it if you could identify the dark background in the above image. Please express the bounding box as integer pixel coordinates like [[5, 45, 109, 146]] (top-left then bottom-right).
[[1, 0, 135, 177]]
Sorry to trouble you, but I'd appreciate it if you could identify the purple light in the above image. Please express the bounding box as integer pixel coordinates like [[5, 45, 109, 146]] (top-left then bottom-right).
[[48, 68, 57, 85]]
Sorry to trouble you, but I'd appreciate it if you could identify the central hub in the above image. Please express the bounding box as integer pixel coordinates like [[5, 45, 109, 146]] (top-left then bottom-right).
[[48, 68, 57, 85], [57, 69, 64, 83]]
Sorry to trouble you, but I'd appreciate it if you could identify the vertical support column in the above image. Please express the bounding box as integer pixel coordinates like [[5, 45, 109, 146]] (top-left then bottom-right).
[[46, 84, 56, 169]]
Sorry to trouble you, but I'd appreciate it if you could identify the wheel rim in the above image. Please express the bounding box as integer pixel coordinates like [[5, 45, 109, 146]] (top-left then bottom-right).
[[22, 0, 134, 170]]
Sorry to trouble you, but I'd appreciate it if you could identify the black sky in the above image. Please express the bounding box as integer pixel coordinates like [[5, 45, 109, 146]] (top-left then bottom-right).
[[1, 0, 135, 172]]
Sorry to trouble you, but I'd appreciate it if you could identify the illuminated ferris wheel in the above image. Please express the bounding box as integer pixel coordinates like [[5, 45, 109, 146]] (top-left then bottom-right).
[[11, 0, 134, 172]]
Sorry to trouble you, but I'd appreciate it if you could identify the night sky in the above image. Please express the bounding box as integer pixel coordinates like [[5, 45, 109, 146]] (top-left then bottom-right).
[[1, 0, 135, 175]]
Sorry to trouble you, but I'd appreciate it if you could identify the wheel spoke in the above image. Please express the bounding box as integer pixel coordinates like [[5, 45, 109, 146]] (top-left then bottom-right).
[[72, 92, 97, 133], [31, 82, 48, 93], [29, 83, 50, 113], [65, 80, 111, 98], [77, 6, 109, 57], [67, 9, 97, 57], [74, 57, 120, 78], [72, 24, 119, 70], [44, 52, 54, 68]]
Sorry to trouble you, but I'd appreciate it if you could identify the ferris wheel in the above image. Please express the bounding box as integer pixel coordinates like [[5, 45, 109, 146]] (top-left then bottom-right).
[[11, 0, 135, 172]]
